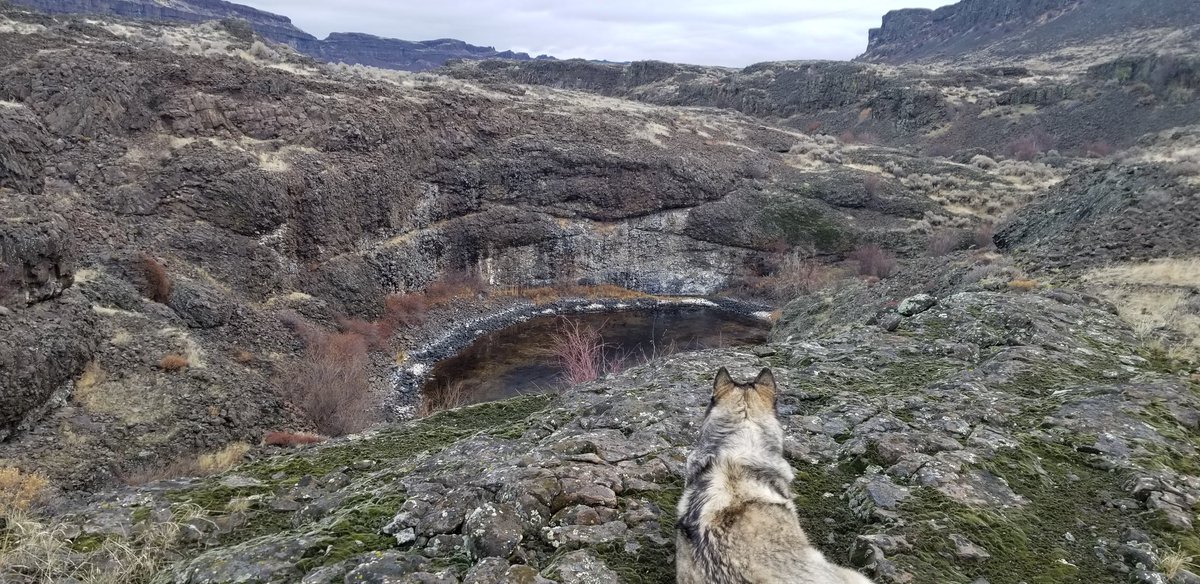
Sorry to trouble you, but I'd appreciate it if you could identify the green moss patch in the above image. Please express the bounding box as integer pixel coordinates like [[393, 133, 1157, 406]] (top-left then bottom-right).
[[892, 440, 1179, 583]]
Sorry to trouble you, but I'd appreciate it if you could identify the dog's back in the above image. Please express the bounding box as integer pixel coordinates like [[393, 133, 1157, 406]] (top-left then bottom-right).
[[676, 368, 874, 584]]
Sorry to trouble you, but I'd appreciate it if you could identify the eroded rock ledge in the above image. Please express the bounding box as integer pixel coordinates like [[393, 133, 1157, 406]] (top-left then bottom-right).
[[46, 287, 1200, 583]]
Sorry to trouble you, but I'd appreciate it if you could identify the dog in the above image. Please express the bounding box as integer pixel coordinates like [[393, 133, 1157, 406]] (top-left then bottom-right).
[[676, 367, 874, 584]]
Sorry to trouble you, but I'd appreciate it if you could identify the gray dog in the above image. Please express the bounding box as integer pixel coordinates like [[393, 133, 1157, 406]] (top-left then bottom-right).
[[676, 368, 874, 584]]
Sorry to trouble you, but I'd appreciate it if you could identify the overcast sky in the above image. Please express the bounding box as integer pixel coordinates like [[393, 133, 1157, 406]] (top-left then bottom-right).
[[236, 1, 952, 67]]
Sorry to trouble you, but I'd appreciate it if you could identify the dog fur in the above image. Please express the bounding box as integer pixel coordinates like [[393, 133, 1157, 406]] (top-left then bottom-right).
[[676, 367, 874, 584]]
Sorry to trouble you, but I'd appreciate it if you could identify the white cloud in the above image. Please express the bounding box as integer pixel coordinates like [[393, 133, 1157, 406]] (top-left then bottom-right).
[[238, 0, 952, 66]]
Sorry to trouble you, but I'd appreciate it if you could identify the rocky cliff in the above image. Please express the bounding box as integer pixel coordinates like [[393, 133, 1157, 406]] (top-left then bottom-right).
[[7, 0, 546, 71], [1, 4, 1199, 584], [859, 0, 1200, 66]]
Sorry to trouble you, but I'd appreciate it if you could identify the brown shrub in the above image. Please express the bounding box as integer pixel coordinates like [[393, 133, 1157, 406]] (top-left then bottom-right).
[[804, 120, 823, 134], [1008, 279, 1040, 291], [425, 270, 486, 306], [1084, 141, 1115, 158], [927, 230, 966, 256], [139, 254, 171, 303], [418, 380, 471, 418], [549, 319, 606, 384], [383, 293, 427, 327], [864, 174, 884, 196], [0, 467, 47, 515], [973, 224, 996, 250], [280, 317, 377, 437], [336, 316, 394, 350], [849, 245, 897, 279], [1007, 129, 1054, 161], [263, 431, 326, 447], [159, 354, 189, 371], [232, 349, 255, 364]]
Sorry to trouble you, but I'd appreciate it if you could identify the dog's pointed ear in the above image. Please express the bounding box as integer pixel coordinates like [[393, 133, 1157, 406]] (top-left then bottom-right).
[[754, 368, 777, 392], [713, 367, 736, 399]]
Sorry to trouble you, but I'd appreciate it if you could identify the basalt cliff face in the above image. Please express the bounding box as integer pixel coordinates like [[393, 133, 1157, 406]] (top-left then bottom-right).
[[859, 0, 1200, 66], [7, 0, 546, 70], [445, 0, 1200, 155], [1, 3, 1199, 584]]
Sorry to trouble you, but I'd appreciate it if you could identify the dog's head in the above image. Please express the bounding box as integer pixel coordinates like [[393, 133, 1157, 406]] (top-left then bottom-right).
[[706, 366, 779, 425]]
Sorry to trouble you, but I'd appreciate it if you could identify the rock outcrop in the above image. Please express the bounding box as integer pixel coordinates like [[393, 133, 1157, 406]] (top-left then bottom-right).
[[26, 278, 1200, 583], [7, 0, 547, 71], [859, 0, 1200, 66]]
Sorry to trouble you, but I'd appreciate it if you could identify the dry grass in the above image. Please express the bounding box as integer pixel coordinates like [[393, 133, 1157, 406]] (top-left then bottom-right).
[[197, 442, 250, 474], [497, 283, 649, 305], [1161, 547, 1198, 580], [0, 467, 47, 516], [418, 380, 471, 418], [159, 354, 189, 372], [263, 431, 326, 447], [1084, 258, 1200, 362], [122, 442, 250, 485], [1007, 279, 1040, 291], [0, 504, 195, 584], [139, 254, 171, 304]]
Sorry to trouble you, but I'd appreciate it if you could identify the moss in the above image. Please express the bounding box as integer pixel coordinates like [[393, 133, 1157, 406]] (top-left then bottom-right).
[[70, 533, 109, 553], [584, 484, 682, 584], [791, 462, 868, 564], [295, 494, 406, 571], [891, 439, 1177, 583], [760, 203, 849, 252], [166, 395, 555, 550], [130, 506, 151, 524]]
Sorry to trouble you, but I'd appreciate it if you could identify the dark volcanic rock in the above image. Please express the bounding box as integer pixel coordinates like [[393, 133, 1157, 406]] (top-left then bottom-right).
[[996, 163, 1199, 269], [859, 0, 1200, 65], [9, 0, 548, 71], [0, 290, 98, 441]]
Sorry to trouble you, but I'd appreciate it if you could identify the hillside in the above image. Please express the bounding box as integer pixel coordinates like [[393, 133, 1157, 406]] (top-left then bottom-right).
[[859, 0, 1200, 69], [7, 0, 548, 70], [0, 2, 1198, 584]]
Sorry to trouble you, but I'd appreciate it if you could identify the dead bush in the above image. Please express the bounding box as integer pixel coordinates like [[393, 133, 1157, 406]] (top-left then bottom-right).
[[159, 354, 189, 372], [280, 317, 377, 437], [549, 319, 606, 384], [849, 245, 898, 279], [864, 174, 883, 196], [383, 293, 427, 327], [418, 380, 471, 417], [263, 431, 326, 447], [139, 254, 171, 303], [1084, 141, 1115, 158], [336, 316, 393, 350], [425, 270, 486, 306], [232, 349, 255, 364], [1006, 129, 1054, 162], [0, 467, 46, 515], [927, 230, 966, 256], [973, 224, 996, 250]]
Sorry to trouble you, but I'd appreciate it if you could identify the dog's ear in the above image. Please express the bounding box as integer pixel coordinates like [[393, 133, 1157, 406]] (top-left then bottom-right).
[[752, 368, 778, 411], [754, 368, 776, 392], [713, 367, 737, 399]]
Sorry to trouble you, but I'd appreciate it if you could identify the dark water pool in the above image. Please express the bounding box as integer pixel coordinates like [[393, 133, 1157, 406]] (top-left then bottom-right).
[[423, 307, 769, 406]]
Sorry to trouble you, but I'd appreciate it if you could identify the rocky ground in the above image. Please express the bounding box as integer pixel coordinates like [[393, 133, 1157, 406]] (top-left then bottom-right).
[[1, 2, 1199, 583], [6, 255, 1199, 583]]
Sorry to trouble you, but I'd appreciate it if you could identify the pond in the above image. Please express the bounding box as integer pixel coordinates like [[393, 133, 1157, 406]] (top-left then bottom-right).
[[422, 307, 770, 408]]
